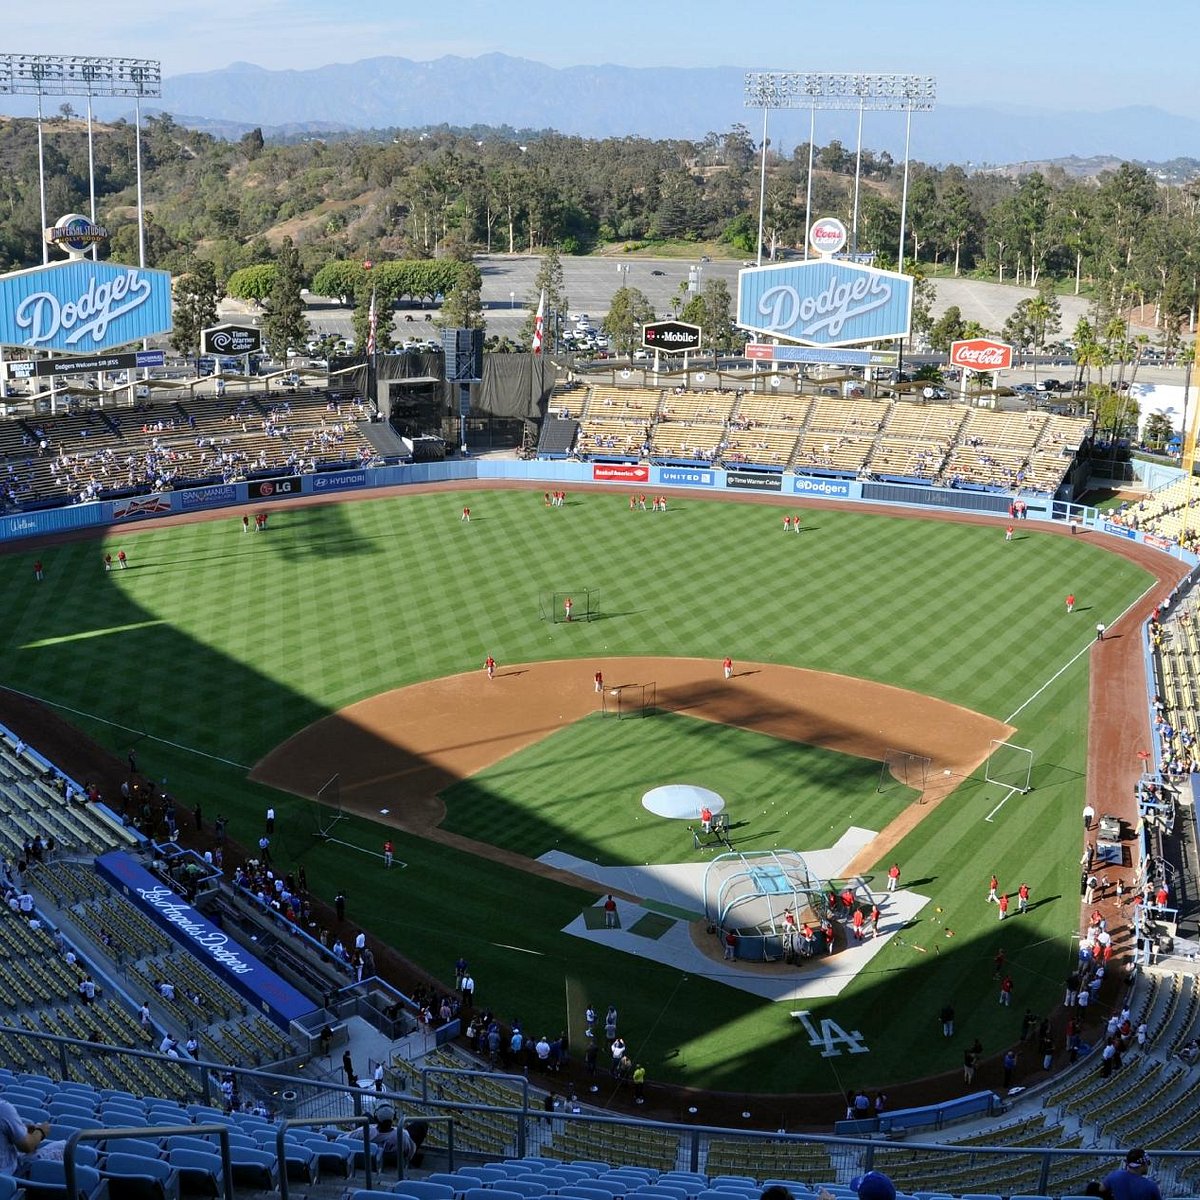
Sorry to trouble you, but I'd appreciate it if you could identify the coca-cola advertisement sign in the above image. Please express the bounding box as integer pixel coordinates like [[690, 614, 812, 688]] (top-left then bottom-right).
[[950, 338, 1013, 371]]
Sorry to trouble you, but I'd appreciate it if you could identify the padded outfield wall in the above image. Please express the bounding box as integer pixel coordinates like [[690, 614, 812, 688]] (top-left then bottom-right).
[[0, 460, 1195, 571]]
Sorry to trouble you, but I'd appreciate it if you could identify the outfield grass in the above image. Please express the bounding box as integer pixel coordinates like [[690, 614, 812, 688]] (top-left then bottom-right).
[[0, 489, 1154, 1093]]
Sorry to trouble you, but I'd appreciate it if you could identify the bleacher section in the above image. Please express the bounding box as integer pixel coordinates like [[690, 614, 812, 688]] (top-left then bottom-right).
[[556, 382, 1091, 495], [1, 391, 376, 506]]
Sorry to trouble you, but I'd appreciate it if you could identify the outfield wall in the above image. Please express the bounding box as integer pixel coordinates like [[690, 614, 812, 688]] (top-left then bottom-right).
[[1, 461, 1196, 567]]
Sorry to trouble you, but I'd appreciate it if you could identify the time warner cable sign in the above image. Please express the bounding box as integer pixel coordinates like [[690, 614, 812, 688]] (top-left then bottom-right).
[[737, 260, 913, 347], [0, 260, 173, 352]]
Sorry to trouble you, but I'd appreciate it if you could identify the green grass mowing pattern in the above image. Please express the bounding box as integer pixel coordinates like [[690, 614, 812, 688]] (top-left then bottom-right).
[[440, 711, 914, 871], [0, 489, 1156, 1092]]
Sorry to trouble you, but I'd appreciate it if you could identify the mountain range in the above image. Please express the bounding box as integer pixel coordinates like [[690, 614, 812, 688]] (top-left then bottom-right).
[[1, 53, 1197, 167]]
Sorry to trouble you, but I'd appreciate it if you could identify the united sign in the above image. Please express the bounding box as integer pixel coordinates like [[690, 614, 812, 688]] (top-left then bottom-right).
[[0, 260, 173, 353], [737, 260, 913, 348]]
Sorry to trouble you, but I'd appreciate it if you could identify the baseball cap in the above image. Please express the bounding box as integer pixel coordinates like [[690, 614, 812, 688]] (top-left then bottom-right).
[[373, 1103, 395, 1123], [852, 1173, 896, 1200], [1125, 1148, 1149, 1169]]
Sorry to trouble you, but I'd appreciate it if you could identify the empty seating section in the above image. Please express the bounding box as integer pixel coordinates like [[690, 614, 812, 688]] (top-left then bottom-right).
[[869, 404, 967, 480], [651, 391, 736, 462], [722, 394, 809, 467], [941, 410, 1044, 489], [577, 389, 659, 458], [0, 737, 133, 860], [559, 383, 1088, 493], [794, 397, 888, 474]]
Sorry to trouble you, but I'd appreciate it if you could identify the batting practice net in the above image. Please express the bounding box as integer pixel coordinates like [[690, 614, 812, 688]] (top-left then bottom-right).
[[877, 748, 932, 795], [985, 739, 1034, 793], [539, 588, 597, 623], [601, 682, 656, 720], [311, 772, 345, 840]]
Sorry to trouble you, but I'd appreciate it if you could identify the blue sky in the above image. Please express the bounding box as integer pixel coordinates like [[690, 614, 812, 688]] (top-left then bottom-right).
[[8, 0, 1196, 116]]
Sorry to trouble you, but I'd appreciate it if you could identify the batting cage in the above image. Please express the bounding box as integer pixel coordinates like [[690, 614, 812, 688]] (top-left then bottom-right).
[[601, 681, 656, 720], [877, 747, 932, 796], [310, 772, 345, 840], [538, 588, 598, 623], [703, 849, 826, 963]]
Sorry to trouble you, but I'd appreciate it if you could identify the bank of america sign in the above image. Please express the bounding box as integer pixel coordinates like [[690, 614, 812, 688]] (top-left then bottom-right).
[[736, 260, 913, 347]]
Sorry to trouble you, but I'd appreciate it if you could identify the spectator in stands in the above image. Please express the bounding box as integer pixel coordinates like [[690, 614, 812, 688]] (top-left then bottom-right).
[[0, 1099, 64, 1166], [850, 1171, 896, 1200], [365, 1103, 416, 1166], [1103, 1149, 1162, 1200]]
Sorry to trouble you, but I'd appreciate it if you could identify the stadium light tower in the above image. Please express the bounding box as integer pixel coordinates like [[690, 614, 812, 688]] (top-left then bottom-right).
[[0, 53, 162, 266], [744, 71, 936, 265]]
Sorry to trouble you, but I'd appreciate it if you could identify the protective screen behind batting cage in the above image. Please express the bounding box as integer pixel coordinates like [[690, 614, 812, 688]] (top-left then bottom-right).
[[985, 739, 1034, 793]]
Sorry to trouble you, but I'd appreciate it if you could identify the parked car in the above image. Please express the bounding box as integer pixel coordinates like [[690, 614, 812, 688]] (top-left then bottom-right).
[[650, 269, 666, 276]]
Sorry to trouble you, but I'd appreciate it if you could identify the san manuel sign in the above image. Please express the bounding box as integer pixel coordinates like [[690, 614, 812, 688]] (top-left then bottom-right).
[[736, 260, 913, 348], [0, 259, 173, 353]]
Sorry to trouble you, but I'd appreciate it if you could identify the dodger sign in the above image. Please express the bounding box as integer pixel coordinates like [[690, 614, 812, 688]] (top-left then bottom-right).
[[737, 260, 912, 348], [0, 259, 173, 353]]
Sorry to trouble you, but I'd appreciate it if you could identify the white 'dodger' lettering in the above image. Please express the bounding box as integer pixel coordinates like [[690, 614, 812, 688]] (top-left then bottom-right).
[[16, 268, 153, 347], [758, 274, 892, 340]]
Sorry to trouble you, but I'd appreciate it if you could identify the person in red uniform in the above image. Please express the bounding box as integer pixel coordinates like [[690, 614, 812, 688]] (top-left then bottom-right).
[[564, 596, 573, 622], [485, 656, 496, 679], [117, 550, 128, 569], [699, 805, 713, 834], [998, 892, 1010, 920], [887, 863, 900, 892], [869, 902, 881, 937], [383, 840, 394, 868], [1066, 594, 1075, 613], [594, 670, 604, 693], [33, 560, 43, 582], [723, 657, 733, 680], [783, 515, 792, 532], [852, 908, 865, 940], [461, 506, 471, 522], [1018, 882, 1031, 913], [1005, 525, 1014, 541], [104, 553, 112, 572]]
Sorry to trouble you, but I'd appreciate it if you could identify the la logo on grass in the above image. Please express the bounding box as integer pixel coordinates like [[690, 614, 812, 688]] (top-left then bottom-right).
[[791, 1010, 869, 1057]]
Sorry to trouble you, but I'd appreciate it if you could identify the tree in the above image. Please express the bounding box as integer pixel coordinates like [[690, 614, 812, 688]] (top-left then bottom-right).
[[263, 236, 309, 360], [438, 262, 485, 330], [521, 248, 569, 348], [603, 287, 655, 355], [1025, 287, 1062, 386], [1143, 411, 1176, 450], [907, 265, 937, 340], [928, 305, 966, 352], [226, 264, 277, 304], [679, 278, 737, 353], [170, 258, 220, 361]]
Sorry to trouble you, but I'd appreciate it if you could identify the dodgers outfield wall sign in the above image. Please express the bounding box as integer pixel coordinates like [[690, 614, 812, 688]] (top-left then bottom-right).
[[0, 260, 173, 352], [737, 260, 913, 348]]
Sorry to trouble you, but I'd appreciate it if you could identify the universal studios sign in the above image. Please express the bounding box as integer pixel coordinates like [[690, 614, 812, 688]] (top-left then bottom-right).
[[736, 259, 913, 348]]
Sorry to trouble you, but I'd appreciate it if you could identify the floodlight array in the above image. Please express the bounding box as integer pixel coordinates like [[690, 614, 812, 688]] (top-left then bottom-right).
[[745, 71, 936, 112], [0, 53, 161, 98]]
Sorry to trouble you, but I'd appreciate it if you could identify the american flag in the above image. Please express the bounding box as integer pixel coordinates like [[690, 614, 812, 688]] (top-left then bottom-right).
[[532, 288, 545, 355], [366, 287, 377, 356]]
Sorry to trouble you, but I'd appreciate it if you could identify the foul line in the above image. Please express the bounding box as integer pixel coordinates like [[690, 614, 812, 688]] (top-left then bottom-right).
[[0, 685, 250, 771], [1004, 581, 1158, 725], [984, 786, 1021, 823]]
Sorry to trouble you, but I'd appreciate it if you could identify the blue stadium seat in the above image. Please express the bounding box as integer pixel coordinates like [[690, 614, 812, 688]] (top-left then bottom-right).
[[423, 1175, 467, 1197], [707, 1183, 757, 1194], [514, 1159, 562, 1170], [494, 1182, 548, 1199], [556, 1187, 615, 1200], [571, 1165, 612, 1177], [581, 1182, 630, 1198], [291, 1133, 351, 1178], [456, 1168, 510, 1185], [161, 1140, 213, 1159], [227, 1147, 278, 1192], [0, 1173, 24, 1200], [464, 1187, 525, 1200], [48, 1103, 97, 1121], [391, 1183, 457, 1200], [100, 1154, 180, 1200], [101, 1141, 161, 1161], [760, 1185, 812, 1196], [19, 1159, 106, 1200], [164, 1149, 223, 1198], [631, 1187, 689, 1200]]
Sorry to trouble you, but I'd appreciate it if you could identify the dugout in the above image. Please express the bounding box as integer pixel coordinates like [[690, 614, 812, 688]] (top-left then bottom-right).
[[703, 849, 825, 963]]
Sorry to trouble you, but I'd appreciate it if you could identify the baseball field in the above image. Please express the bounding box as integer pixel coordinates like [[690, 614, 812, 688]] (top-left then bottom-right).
[[0, 485, 1168, 1099]]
